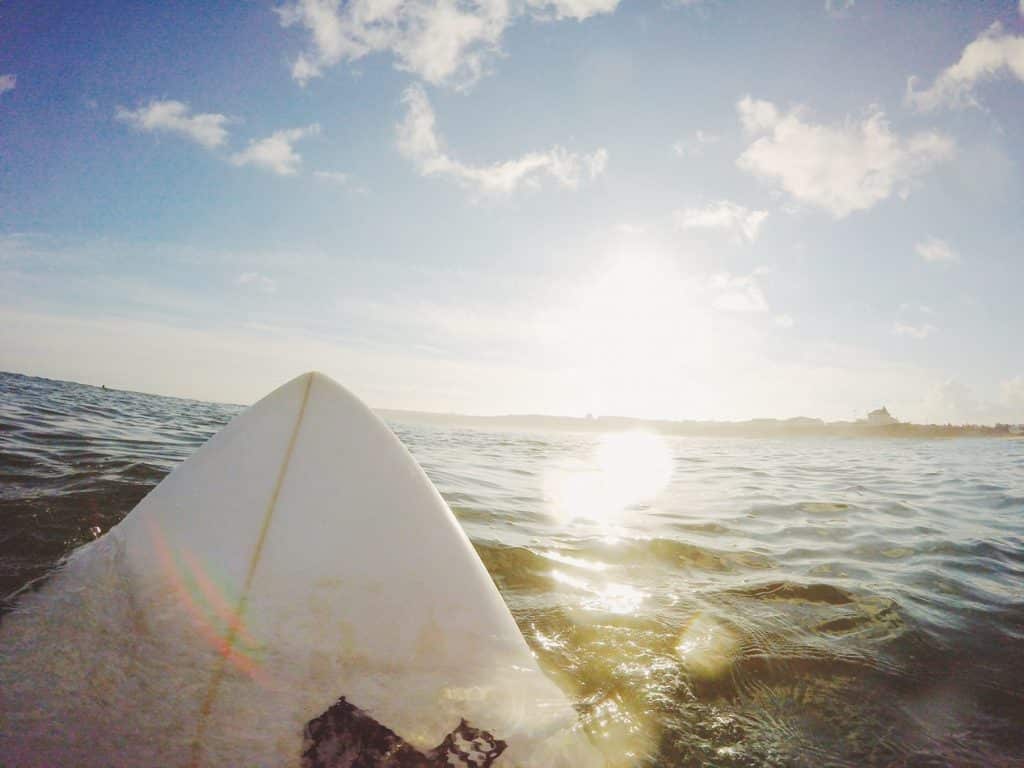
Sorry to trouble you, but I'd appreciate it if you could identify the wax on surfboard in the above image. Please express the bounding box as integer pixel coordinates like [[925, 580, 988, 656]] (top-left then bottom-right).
[[0, 372, 605, 768]]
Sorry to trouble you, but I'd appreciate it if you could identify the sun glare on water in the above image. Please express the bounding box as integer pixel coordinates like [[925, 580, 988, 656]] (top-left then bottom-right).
[[540, 431, 673, 622], [546, 430, 674, 529]]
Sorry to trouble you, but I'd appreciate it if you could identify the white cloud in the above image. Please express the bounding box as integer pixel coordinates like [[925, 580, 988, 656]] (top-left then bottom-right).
[[915, 237, 959, 264], [585, 147, 609, 180], [671, 129, 720, 157], [396, 84, 607, 193], [229, 124, 320, 175], [528, 0, 620, 20], [825, 0, 854, 14], [899, 302, 934, 314], [710, 271, 770, 313], [893, 322, 936, 339], [0, 74, 16, 96], [673, 200, 768, 243], [737, 97, 779, 133], [736, 96, 954, 218], [774, 313, 794, 328], [276, 0, 620, 87], [115, 100, 229, 149], [314, 170, 350, 183], [236, 272, 278, 294], [907, 23, 1024, 111]]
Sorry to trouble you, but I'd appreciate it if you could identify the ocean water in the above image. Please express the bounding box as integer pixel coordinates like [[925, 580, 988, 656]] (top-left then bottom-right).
[[1, 371, 1023, 767]]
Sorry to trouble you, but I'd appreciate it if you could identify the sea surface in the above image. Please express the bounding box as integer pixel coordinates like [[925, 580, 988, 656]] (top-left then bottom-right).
[[1, 370, 1023, 767]]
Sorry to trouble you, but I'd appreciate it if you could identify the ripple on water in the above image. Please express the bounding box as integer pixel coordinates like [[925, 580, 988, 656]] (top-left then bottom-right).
[[2, 371, 1024, 765]]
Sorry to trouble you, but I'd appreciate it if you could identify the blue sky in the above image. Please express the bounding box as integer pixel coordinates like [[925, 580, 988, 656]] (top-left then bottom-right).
[[1, 0, 1022, 423]]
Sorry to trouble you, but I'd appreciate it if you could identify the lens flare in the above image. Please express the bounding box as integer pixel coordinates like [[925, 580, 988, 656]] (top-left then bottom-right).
[[149, 521, 267, 682], [676, 612, 739, 680]]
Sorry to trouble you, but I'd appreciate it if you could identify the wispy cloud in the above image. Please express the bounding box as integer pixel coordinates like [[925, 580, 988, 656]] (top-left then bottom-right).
[[899, 302, 934, 314], [230, 124, 320, 175], [396, 84, 607, 194], [115, 100, 229, 149], [313, 170, 349, 183], [710, 271, 770, 313], [893, 321, 936, 339], [907, 23, 1024, 111], [3, 236, 1002, 423], [0, 74, 16, 96], [736, 96, 954, 218], [673, 200, 768, 243], [236, 272, 278, 294], [277, 0, 620, 88], [671, 129, 719, 157], [894, 301, 937, 340], [825, 0, 855, 14], [915, 237, 960, 264]]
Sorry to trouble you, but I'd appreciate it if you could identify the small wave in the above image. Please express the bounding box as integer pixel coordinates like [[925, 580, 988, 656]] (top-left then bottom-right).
[[727, 580, 855, 605], [586, 537, 776, 572], [2, 371, 1024, 765]]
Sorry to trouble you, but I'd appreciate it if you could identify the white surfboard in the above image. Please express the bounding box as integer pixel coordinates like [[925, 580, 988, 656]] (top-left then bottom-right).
[[0, 372, 605, 767]]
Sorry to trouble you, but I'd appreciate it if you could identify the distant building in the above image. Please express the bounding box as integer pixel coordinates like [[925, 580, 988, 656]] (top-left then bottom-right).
[[865, 406, 898, 427]]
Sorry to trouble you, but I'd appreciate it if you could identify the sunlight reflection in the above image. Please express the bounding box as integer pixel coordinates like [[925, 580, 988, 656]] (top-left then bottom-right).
[[531, 626, 568, 653], [550, 569, 648, 615], [546, 431, 673, 527], [583, 693, 656, 768], [540, 550, 609, 572]]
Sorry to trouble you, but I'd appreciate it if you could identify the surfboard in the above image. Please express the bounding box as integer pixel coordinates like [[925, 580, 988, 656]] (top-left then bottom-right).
[[0, 372, 605, 767]]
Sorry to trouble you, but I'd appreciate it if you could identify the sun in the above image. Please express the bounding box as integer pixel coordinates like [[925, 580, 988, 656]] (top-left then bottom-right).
[[537, 249, 715, 420]]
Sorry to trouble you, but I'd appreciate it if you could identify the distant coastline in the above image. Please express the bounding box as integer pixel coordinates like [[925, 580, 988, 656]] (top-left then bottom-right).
[[379, 408, 1024, 439], [4, 371, 1020, 439]]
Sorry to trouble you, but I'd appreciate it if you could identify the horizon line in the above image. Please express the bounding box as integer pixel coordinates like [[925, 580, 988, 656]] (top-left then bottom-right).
[[5, 368, 1021, 432]]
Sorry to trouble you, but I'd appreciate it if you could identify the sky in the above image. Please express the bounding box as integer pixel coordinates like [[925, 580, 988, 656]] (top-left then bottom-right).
[[1, 0, 1023, 424]]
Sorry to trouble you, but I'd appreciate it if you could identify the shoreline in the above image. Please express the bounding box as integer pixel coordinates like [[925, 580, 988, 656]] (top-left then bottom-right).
[[379, 409, 1024, 440], [4, 370, 1021, 439]]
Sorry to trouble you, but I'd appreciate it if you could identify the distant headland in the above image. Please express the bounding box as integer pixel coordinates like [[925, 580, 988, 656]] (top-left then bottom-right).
[[379, 405, 1024, 439]]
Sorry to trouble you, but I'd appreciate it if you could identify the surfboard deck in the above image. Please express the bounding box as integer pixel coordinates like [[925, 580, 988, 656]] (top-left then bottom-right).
[[0, 372, 604, 767]]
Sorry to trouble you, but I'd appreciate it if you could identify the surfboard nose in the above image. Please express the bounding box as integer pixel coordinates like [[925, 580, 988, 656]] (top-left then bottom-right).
[[1, 372, 605, 767]]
